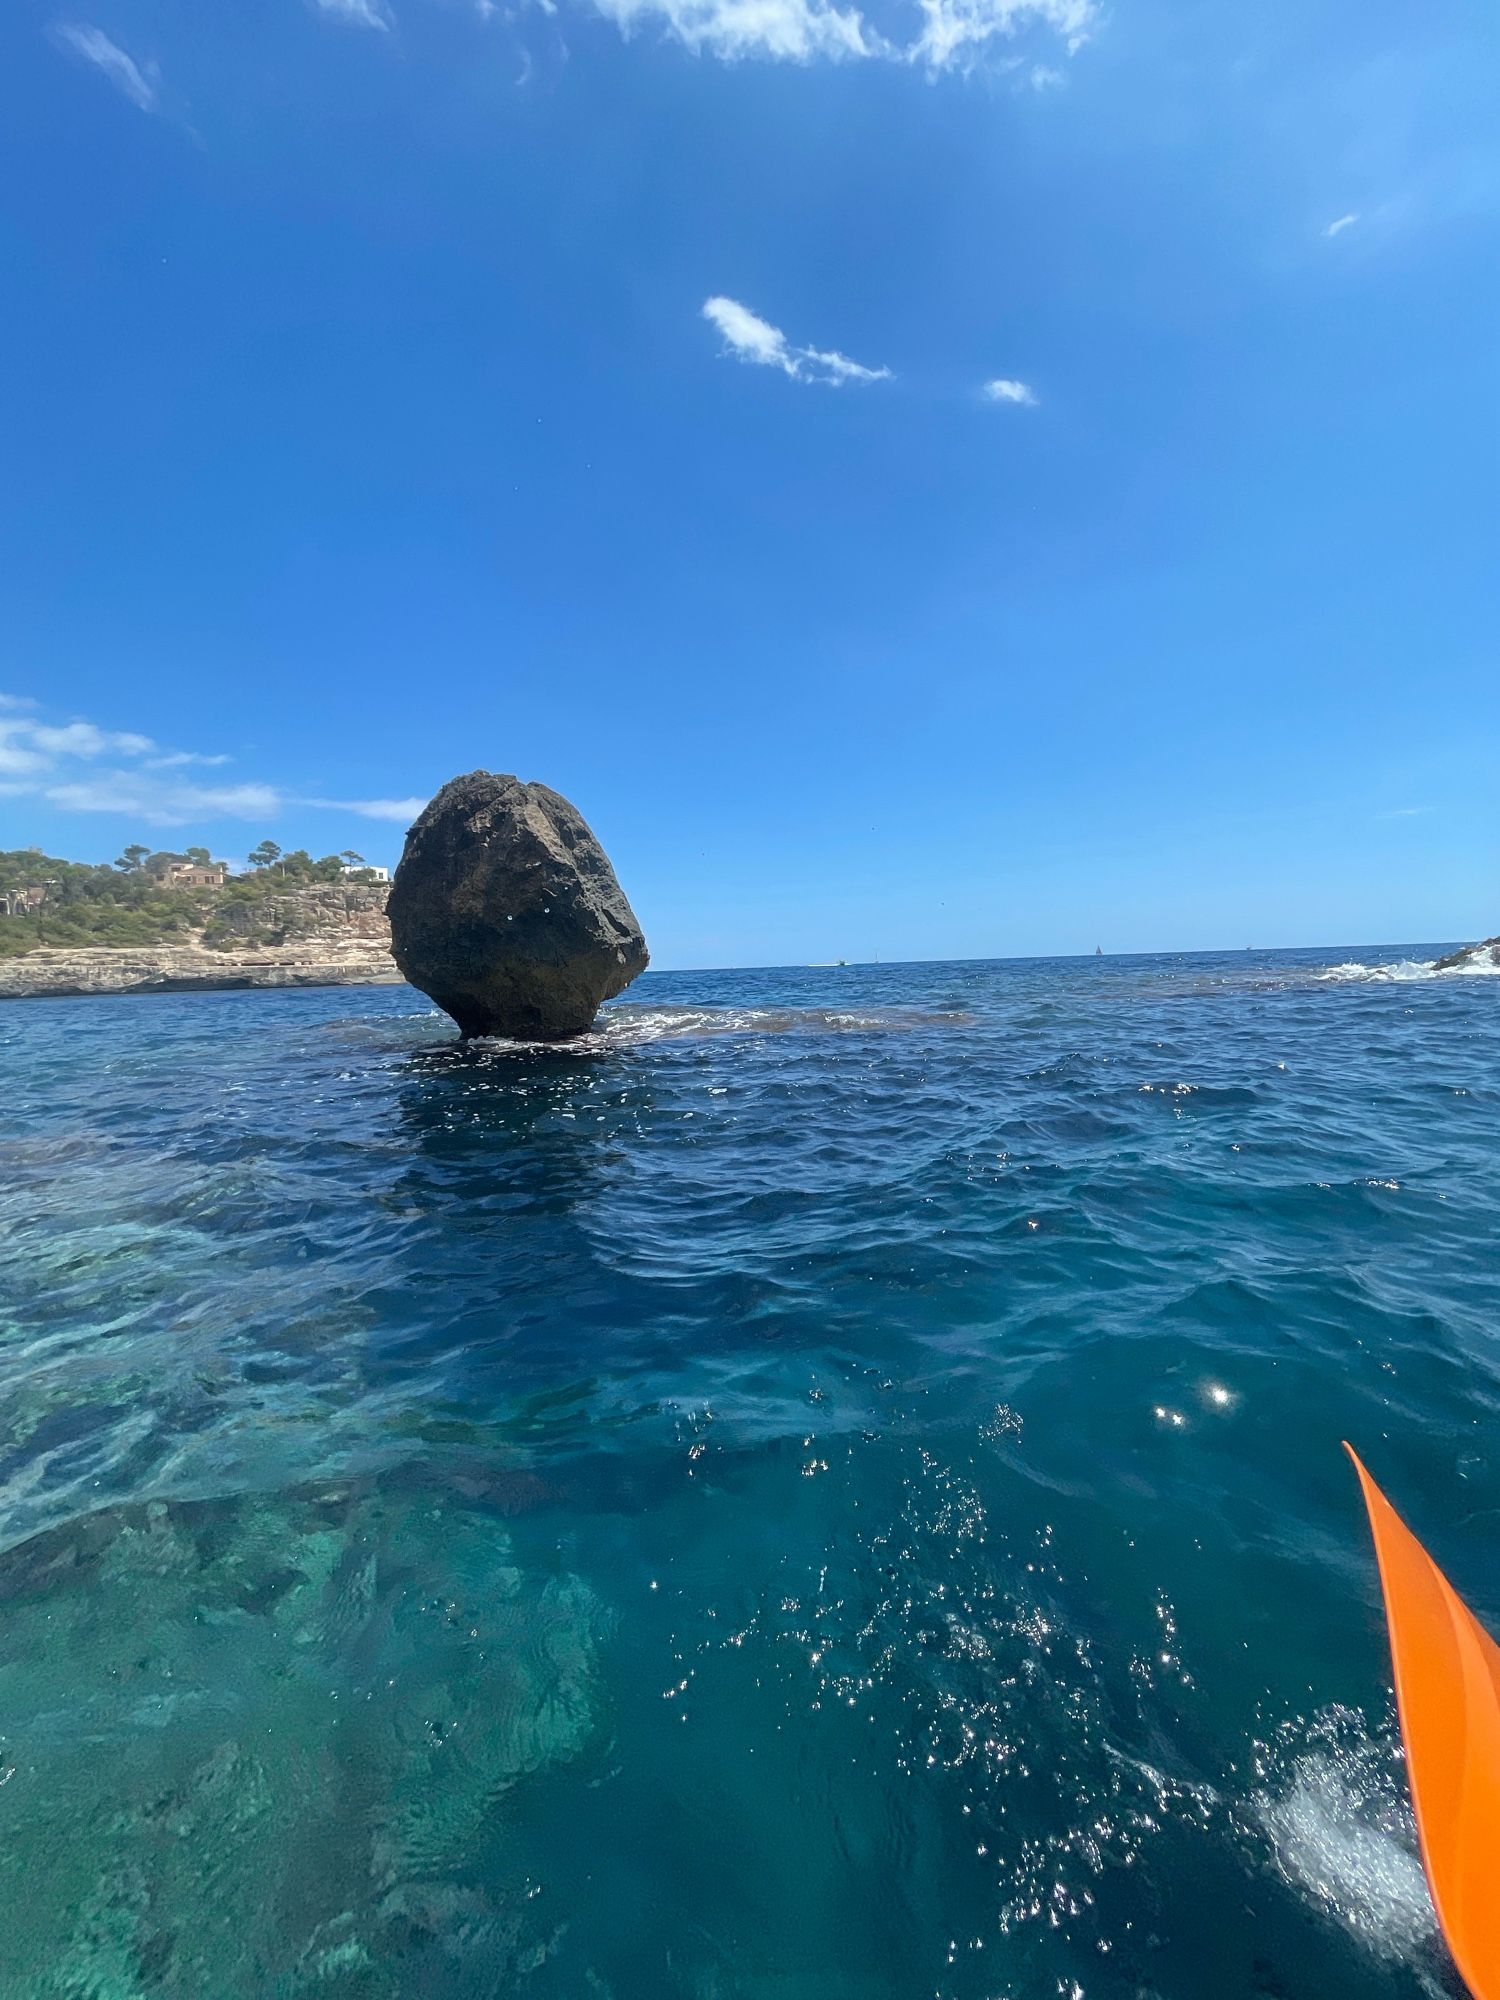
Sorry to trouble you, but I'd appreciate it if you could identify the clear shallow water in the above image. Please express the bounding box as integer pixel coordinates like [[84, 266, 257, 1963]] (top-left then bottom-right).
[[1, 946, 1497, 1999]]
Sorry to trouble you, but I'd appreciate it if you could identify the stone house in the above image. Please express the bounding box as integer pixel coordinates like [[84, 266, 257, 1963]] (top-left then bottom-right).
[[149, 861, 227, 890], [0, 885, 50, 917]]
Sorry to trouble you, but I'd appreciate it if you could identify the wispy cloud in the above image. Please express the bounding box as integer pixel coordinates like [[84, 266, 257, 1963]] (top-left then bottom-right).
[[299, 795, 429, 822], [907, 0, 1092, 74], [28, 720, 155, 759], [311, 0, 395, 29], [142, 750, 233, 770], [0, 699, 427, 832], [0, 729, 53, 779], [44, 777, 284, 821], [52, 23, 159, 111], [1376, 805, 1431, 820], [702, 296, 892, 387], [587, 0, 1088, 67], [1325, 212, 1360, 239], [593, 0, 868, 60], [983, 376, 1038, 406]]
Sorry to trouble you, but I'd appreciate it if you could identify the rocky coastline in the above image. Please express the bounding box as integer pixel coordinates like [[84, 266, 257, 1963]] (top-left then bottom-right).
[[0, 884, 401, 1000]]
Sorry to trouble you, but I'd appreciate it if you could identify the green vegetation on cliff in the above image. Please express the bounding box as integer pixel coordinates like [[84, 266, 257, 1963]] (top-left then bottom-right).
[[0, 845, 385, 957]]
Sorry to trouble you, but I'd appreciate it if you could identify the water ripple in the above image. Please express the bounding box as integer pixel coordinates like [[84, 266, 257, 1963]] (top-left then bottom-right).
[[0, 947, 1494, 1997]]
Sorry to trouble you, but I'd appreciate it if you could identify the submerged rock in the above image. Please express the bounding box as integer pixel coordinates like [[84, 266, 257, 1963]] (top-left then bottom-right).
[[1432, 937, 1500, 973], [388, 772, 648, 1039], [0, 1485, 603, 1999]]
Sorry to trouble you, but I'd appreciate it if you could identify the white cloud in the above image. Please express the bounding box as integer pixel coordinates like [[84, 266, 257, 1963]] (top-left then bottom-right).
[[28, 720, 155, 759], [702, 296, 892, 386], [299, 795, 429, 822], [587, 0, 1087, 66], [36, 775, 425, 829], [0, 698, 426, 832], [703, 296, 790, 370], [53, 23, 160, 110], [906, 0, 1093, 73], [1325, 212, 1360, 238], [983, 376, 1038, 405], [311, 0, 395, 29], [0, 727, 53, 778], [592, 0, 869, 60], [800, 343, 891, 384], [44, 777, 284, 824]]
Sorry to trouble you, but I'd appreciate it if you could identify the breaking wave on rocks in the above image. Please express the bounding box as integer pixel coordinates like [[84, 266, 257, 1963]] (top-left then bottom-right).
[[1317, 953, 1500, 983]]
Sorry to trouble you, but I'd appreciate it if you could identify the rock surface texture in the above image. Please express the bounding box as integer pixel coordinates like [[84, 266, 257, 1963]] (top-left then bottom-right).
[[387, 772, 648, 1040]]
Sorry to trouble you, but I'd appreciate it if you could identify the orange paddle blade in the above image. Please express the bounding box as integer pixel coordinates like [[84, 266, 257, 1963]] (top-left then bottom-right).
[[1346, 1443, 1500, 2000]]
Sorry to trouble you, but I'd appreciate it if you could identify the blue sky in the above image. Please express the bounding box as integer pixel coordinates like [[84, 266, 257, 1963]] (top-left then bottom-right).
[[2, 0, 1495, 965]]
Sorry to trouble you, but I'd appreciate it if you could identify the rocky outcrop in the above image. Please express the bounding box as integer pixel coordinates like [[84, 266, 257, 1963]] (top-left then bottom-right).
[[388, 772, 648, 1040], [0, 940, 400, 1000], [1433, 937, 1500, 973], [201, 883, 391, 949], [0, 886, 399, 1000]]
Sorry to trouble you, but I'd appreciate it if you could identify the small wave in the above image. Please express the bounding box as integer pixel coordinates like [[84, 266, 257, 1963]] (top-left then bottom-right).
[[1136, 1080, 1262, 1106], [597, 1003, 973, 1045], [1250, 1707, 1437, 1971], [382, 1001, 974, 1060]]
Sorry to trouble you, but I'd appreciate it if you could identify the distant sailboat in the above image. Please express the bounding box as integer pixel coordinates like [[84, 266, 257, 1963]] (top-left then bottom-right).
[[1095, 945, 1103, 957]]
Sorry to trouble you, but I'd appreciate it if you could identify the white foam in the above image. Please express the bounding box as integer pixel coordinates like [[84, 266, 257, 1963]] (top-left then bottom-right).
[[1318, 954, 1500, 983], [1253, 1710, 1436, 1968], [598, 1003, 969, 1044], [446, 1003, 968, 1055]]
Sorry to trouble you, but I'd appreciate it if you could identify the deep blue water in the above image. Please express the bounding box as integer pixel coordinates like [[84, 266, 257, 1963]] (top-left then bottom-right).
[[2, 947, 1498, 1999]]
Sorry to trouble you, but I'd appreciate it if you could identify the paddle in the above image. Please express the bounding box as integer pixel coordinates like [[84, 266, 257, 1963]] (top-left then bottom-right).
[[1347, 1444, 1500, 2000]]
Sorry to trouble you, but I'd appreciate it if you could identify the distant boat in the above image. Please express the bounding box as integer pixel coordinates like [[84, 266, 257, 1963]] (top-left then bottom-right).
[[1095, 945, 1103, 957]]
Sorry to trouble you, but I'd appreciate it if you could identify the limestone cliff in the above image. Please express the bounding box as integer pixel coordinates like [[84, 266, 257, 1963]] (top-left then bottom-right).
[[0, 885, 400, 1000]]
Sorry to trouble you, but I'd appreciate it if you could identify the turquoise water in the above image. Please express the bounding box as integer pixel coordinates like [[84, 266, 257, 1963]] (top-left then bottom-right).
[[2, 948, 1497, 1999]]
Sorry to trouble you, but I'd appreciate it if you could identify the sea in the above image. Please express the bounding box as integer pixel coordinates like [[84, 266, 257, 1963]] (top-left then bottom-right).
[[1, 945, 1497, 2000]]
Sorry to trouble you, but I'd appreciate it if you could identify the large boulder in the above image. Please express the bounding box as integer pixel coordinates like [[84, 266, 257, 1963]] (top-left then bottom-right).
[[388, 773, 648, 1039]]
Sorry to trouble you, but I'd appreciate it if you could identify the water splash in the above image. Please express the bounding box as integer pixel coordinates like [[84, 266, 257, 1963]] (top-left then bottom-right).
[[1251, 1707, 1438, 1968], [1318, 957, 1500, 983]]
